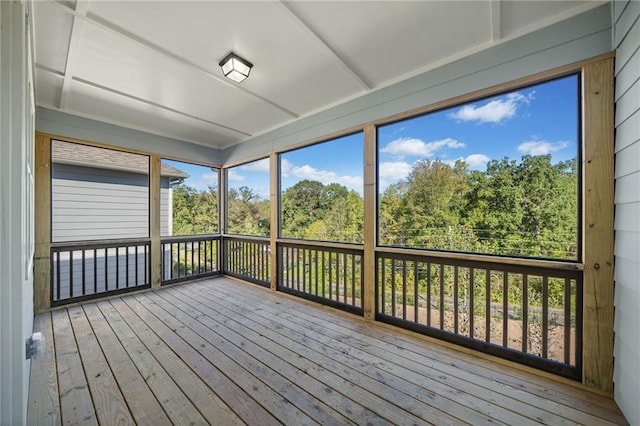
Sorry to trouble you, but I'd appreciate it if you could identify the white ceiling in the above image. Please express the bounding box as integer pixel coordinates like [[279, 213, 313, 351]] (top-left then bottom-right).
[[33, 0, 603, 150]]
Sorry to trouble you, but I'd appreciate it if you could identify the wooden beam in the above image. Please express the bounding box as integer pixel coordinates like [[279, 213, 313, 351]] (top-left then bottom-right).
[[363, 124, 376, 320], [34, 133, 51, 313], [149, 154, 161, 289], [270, 153, 279, 291], [581, 57, 614, 393]]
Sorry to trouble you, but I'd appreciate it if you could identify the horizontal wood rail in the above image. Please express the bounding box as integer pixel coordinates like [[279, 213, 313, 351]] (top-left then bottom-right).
[[161, 235, 221, 285], [51, 239, 151, 306], [376, 249, 583, 380], [278, 241, 364, 315]]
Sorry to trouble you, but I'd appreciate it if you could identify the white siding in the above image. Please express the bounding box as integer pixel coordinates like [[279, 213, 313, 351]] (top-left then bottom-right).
[[0, 1, 35, 424], [52, 164, 150, 242], [51, 164, 172, 242], [613, 1, 640, 424]]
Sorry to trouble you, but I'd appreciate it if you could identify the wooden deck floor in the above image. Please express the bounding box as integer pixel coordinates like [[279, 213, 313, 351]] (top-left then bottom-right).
[[28, 277, 628, 425]]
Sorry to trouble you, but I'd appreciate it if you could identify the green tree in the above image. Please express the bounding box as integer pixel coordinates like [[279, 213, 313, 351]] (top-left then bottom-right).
[[171, 184, 218, 235], [227, 186, 270, 236]]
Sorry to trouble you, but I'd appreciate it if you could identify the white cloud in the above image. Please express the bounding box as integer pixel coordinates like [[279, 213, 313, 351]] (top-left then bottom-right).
[[463, 154, 491, 168], [227, 169, 245, 182], [281, 159, 363, 193], [238, 157, 270, 173], [446, 154, 491, 170], [189, 172, 218, 191], [379, 161, 413, 181], [448, 91, 533, 124], [378, 161, 413, 192], [381, 137, 465, 159], [517, 140, 569, 156]]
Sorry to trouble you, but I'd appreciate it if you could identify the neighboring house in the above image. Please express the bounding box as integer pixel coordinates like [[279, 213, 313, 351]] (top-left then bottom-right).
[[51, 139, 188, 242], [50, 140, 188, 301]]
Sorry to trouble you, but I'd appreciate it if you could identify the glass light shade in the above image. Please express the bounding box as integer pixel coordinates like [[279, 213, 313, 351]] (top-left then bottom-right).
[[219, 53, 253, 83]]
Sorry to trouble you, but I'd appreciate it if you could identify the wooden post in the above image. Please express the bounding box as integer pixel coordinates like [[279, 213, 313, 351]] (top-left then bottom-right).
[[363, 124, 376, 320], [34, 133, 51, 313], [269, 153, 279, 291], [149, 154, 162, 289], [581, 57, 614, 392], [219, 168, 227, 274]]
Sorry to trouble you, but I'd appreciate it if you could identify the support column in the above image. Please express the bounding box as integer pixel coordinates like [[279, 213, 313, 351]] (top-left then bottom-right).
[[270, 153, 279, 291], [149, 154, 162, 289], [581, 57, 614, 392], [34, 134, 52, 313], [363, 124, 377, 320]]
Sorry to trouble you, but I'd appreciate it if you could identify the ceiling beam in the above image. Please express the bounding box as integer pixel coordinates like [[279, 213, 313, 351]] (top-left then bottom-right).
[[275, 1, 373, 91], [50, 0, 298, 120], [490, 0, 502, 42], [59, 0, 89, 109]]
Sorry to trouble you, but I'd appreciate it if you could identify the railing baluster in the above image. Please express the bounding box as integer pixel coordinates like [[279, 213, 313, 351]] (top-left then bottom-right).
[[56, 251, 61, 301], [542, 276, 549, 358], [297, 247, 302, 292], [391, 259, 396, 318], [135, 246, 139, 286], [94, 248, 98, 294], [314, 249, 319, 297], [176, 242, 181, 278], [486, 269, 491, 343], [469, 268, 475, 339], [380, 257, 386, 315], [191, 240, 194, 275], [439, 263, 444, 330], [105, 248, 109, 291], [402, 260, 407, 320], [454, 265, 459, 334], [342, 252, 347, 304], [302, 248, 307, 293], [564, 277, 571, 364], [125, 246, 130, 288], [351, 254, 356, 306], [320, 250, 325, 298], [414, 262, 419, 323], [503, 272, 508, 347], [69, 250, 74, 299], [329, 251, 334, 300], [426, 262, 431, 327], [522, 274, 529, 353], [82, 250, 86, 296]]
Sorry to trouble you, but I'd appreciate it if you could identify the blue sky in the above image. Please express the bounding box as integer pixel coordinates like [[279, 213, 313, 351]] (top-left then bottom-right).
[[162, 159, 219, 192], [169, 74, 578, 199]]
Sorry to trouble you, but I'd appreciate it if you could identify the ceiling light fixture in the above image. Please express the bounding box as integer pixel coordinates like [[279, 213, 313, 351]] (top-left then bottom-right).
[[219, 52, 253, 83]]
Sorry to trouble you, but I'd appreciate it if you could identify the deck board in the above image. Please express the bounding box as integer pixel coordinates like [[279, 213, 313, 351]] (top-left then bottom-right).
[[27, 313, 60, 425], [66, 305, 133, 425], [29, 277, 629, 425], [205, 279, 624, 426], [51, 309, 97, 425]]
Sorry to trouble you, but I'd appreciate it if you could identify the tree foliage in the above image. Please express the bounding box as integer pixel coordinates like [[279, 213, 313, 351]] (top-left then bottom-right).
[[171, 184, 218, 235], [379, 155, 577, 260], [227, 186, 270, 236], [171, 154, 577, 259], [281, 180, 363, 243]]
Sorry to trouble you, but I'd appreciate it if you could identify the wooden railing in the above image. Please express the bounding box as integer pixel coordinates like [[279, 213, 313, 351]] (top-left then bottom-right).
[[376, 249, 582, 379], [223, 236, 271, 286], [51, 239, 151, 306], [161, 235, 220, 285], [278, 241, 364, 315]]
